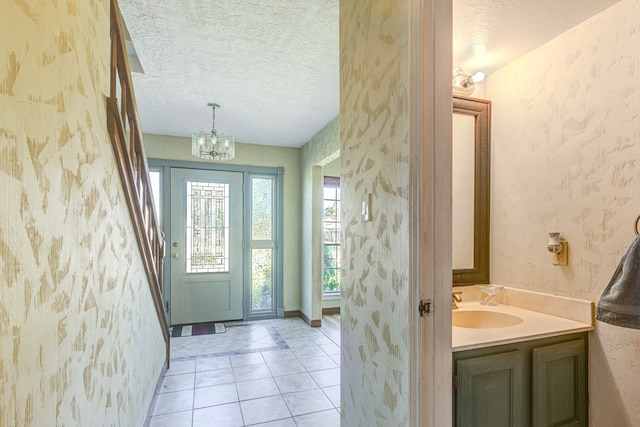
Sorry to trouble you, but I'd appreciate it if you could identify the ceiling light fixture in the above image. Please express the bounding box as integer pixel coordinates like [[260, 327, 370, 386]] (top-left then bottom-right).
[[452, 67, 485, 96], [192, 103, 235, 161]]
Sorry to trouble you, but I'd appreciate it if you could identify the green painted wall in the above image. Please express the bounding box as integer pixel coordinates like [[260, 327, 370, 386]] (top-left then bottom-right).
[[300, 118, 340, 321], [323, 157, 341, 177]]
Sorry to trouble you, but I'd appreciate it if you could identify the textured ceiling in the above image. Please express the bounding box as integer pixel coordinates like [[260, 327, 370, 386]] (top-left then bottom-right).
[[119, 0, 339, 148], [453, 0, 623, 75], [120, 0, 622, 148]]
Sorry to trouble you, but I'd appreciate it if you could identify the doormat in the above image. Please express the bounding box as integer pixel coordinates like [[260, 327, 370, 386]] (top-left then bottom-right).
[[170, 323, 226, 337]]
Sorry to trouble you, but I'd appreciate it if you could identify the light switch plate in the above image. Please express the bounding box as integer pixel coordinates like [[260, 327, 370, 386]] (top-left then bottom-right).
[[361, 194, 371, 222]]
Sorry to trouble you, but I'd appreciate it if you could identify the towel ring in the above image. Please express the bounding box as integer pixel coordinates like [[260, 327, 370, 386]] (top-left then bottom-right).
[[635, 214, 640, 236]]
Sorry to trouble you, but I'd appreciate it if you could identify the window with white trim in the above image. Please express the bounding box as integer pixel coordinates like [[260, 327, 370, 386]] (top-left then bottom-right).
[[323, 176, 341, 295]]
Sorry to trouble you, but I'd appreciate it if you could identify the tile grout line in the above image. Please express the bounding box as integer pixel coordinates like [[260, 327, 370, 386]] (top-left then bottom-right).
[[150, 317, 341, 426]]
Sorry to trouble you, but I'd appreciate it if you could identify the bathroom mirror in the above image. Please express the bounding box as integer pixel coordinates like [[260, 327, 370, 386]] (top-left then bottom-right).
[[452, 96, 491, 285]]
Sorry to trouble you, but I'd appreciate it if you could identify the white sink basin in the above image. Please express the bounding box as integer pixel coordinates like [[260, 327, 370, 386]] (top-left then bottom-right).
[[453, 310, 524, 329]]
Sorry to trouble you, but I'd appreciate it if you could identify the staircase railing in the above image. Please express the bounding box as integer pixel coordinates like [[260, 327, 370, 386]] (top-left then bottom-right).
[[107, 0, 170, 358]]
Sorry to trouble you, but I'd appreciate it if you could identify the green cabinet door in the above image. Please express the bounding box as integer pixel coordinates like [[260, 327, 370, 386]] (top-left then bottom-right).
[[456, 350, 524, 427], [532, 339, 587, 427], [454, 332, 588, 427]]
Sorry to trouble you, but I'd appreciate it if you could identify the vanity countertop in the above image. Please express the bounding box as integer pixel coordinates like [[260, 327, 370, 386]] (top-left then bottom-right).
[[452, 300, 594, 352]]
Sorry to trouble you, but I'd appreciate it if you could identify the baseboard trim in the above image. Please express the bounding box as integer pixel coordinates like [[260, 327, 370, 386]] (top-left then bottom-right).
[[298, 310, 321, 327], [143, 358, 169, 427], [322, 307, 340, 315], [284, 310, 300, 318]]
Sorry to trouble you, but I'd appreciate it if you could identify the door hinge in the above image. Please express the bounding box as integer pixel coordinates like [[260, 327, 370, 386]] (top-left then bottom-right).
[[165, 300, 170, 313], [452, 373, 458, 390], [419, 298, 432, 317]]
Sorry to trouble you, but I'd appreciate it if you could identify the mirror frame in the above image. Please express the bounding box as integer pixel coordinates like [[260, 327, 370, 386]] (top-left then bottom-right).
[[453, 96, 491, 285]]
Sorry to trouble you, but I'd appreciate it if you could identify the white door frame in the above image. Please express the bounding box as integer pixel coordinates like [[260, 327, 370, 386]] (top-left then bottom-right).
[[410, 0, 453, 425]]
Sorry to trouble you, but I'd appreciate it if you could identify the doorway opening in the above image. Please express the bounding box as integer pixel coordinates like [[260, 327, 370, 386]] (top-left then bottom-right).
[[149, 160, 284, 325]]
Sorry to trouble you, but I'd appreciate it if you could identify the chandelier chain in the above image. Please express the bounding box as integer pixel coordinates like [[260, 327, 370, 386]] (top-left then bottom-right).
[[211, 105, 216, 132]]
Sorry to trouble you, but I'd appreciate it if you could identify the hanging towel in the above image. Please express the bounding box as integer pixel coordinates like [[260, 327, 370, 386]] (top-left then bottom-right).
[[596, 235, 640, 329]]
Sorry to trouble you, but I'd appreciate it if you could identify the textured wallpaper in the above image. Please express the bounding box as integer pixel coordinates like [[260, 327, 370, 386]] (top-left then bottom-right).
[[488, 0, 640, 424], [0, 1, 166, 426], [340, 0, 412, 425]]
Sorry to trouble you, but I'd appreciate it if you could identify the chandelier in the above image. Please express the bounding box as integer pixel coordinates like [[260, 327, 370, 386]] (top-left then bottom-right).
[[192, 103, 235, 161]]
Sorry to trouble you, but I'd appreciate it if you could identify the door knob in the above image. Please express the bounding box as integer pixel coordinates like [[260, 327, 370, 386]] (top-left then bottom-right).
[[172, 252, 179, 258], [172, 242, 179, 247]]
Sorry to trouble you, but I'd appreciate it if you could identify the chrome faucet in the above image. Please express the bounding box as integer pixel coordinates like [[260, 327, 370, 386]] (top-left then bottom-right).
[[452, 292, 463, 309]]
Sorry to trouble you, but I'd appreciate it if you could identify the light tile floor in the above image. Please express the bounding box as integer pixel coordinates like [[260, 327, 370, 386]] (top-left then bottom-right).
[[147, 317, 341, 427]]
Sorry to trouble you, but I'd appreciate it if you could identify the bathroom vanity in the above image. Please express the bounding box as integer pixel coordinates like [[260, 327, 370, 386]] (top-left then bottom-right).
[[451, 287, 593, 427], [453, 332, 587, 427]]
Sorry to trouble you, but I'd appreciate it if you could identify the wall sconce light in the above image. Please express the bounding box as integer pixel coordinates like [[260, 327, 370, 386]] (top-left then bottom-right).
[[547, 232, 568, 266], [452, 67, 485, 96]]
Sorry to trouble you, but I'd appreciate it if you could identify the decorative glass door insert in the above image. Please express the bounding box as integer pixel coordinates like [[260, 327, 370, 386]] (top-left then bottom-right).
[[185, 181, 230, 273]]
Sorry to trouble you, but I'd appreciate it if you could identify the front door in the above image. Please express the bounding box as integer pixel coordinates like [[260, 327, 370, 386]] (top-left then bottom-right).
[[169, 168, 243, 324]]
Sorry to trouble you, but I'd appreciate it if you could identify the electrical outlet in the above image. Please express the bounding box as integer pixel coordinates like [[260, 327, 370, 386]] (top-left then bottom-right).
[[552, 241, 568, 266]]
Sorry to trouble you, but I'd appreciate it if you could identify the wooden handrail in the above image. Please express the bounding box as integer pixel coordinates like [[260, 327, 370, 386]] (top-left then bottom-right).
[[107, 0, 170, 359]]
